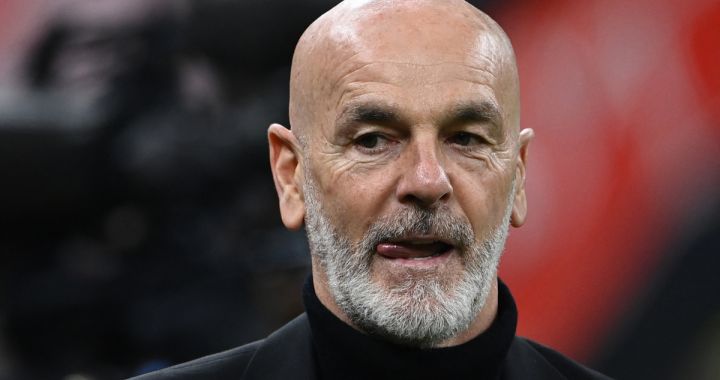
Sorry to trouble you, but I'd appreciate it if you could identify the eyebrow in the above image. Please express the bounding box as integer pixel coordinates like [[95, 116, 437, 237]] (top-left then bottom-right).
[[335, 100, 504, 137], [443, 101, 503, 129], [335, 102, 404, 135], [440, 101, 505, 141]]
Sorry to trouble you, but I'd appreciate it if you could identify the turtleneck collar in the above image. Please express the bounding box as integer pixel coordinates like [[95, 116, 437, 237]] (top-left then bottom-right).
[[303, 276, 518, 380]]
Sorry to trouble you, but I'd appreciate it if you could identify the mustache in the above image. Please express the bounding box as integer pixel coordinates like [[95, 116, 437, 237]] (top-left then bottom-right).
[[360, 206, 474, 251]]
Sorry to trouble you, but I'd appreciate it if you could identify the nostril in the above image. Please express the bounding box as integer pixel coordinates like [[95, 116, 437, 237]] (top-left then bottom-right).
[[400, 193, 424, 206], [397, 180, 452, 207]]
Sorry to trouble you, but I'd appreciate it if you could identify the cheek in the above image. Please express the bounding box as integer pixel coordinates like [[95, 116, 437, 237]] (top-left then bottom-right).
[[451, 169, 512, 235], [319, 169, 396, 238]]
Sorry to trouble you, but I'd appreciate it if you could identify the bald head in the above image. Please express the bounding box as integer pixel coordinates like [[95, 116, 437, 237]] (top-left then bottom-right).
[[289, 0, 520, 147]]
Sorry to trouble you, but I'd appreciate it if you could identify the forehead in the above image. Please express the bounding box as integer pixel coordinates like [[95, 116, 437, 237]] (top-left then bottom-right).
[[326, 5, 504, 72], [327, 9, 506, 109], [320, 17, 511, 128], [291, 1, 518, 139], [331, 60, 504, 122]]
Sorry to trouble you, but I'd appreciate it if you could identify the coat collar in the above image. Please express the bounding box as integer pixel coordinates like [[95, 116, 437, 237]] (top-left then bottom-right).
[[242, 314, 316, 380]]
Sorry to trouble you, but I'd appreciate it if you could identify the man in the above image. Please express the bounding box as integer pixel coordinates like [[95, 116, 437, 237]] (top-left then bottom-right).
[[133, 0, 611, 379]]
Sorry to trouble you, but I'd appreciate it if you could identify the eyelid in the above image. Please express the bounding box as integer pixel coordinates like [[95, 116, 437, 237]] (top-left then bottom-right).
[[352, 126, 404, 143], [447, 131, 490, 146], [352, 131, 397, 154]]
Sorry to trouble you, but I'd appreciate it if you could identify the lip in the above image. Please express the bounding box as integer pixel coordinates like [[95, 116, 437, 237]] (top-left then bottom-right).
[[376, 247, 454, 269], [375, 236, 455, 268]]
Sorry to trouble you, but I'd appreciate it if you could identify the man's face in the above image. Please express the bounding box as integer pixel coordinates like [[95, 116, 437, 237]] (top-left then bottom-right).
[[271, 1, 531, 348]]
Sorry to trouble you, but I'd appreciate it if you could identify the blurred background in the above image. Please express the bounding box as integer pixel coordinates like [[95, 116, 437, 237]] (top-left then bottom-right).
[[0, 0, 718, 378]]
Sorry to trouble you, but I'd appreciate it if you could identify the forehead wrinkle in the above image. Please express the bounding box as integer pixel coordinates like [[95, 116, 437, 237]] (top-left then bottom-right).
[[334, 60, 499, 86], [331, 61, 500, 104], [330, 63, 504, 132], [334, 81, 402, 117]]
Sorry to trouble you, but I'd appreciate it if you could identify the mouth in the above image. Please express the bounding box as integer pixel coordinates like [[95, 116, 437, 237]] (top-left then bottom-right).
[[376, 237, 455, 261]]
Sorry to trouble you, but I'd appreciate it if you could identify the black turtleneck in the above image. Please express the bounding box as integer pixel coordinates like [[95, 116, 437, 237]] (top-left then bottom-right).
[[303, 277, 518, 380]]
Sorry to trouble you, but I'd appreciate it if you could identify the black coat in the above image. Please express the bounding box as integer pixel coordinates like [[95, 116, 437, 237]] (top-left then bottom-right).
[[129, 314, 612, 380]]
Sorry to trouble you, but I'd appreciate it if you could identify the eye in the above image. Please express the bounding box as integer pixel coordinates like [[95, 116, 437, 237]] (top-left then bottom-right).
[[448, 132, 485, 147], [349, 130, 402, 157], [353, 132, 397, 155], [356, 133, 383, 149]]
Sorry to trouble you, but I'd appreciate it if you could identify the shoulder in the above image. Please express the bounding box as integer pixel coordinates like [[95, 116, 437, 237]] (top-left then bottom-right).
[[504, 337, 613, 380], [127, 314, 314, 380], [128, 340, 263, 380]]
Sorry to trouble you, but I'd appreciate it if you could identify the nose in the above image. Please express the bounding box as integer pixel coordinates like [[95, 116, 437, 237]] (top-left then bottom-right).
[[395, 139, 453, 207]]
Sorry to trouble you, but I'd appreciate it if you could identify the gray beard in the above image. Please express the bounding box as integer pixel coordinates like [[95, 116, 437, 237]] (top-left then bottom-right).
[[303, 174, 514, 348]]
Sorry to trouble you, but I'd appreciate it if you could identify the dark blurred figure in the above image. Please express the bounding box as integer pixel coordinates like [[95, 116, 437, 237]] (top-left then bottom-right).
[[597, 194, 720, 380], [0, 0, 340, 378], [26, 1, 182, 122]]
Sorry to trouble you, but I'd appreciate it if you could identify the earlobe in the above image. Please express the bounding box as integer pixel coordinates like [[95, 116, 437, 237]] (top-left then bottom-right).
[[268, 123, 305, 230], [510, 191, 527, 227], [510, 128, 534, 228]]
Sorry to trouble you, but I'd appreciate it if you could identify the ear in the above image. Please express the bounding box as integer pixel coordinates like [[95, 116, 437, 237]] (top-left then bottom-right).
[[268, 123, 305, 230], [510, 128, 534, 227]]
